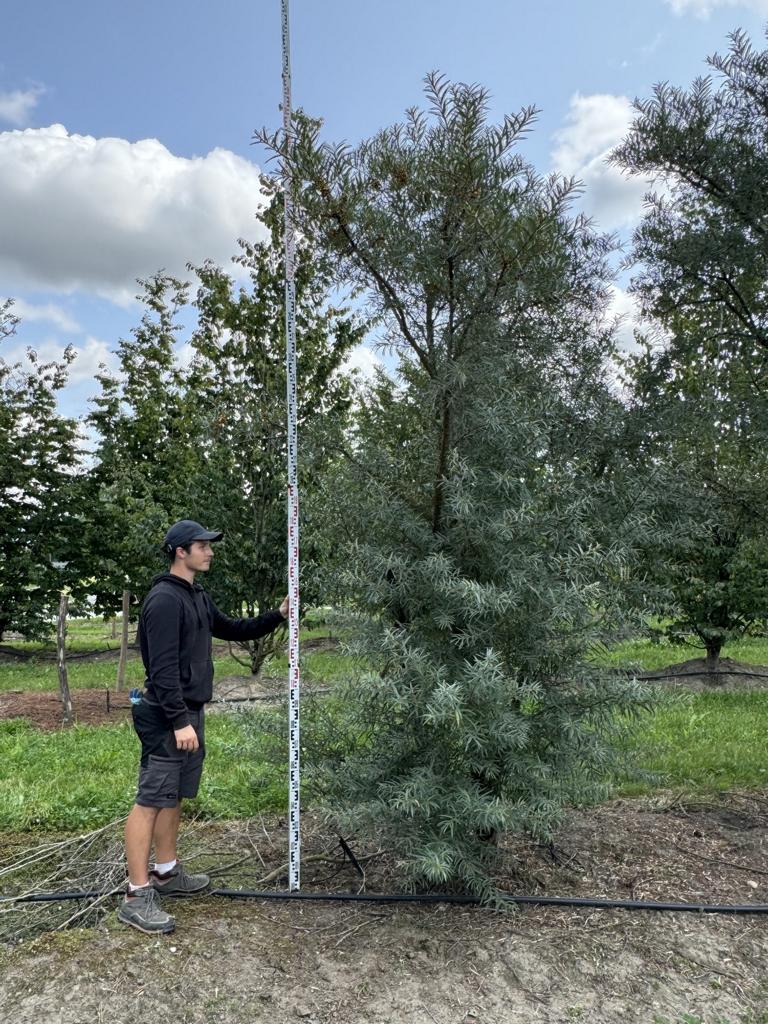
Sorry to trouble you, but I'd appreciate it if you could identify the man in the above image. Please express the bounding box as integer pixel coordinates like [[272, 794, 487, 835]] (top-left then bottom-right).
[[118, 519, 288, 934]]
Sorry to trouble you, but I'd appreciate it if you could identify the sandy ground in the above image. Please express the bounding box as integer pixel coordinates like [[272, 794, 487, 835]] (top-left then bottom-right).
[[2, 897, 767, 1024], [1, 792, 767, 1024], [1, 645, 766, 1023]]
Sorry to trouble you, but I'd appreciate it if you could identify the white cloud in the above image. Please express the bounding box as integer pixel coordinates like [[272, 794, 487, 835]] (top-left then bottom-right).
[[75, 420, 100, 459], [0, 86, 44, 126], [344, 343, 384, 380], [665, 0, 768, 16], [67, 336, 118, 384], [0, 124, 268, 304], [608, 284, 643, 353], [3, 335, 117, 385], [552, 94, 650, 232], [12, 299, 80, 332], [175, 342, 196, 371]]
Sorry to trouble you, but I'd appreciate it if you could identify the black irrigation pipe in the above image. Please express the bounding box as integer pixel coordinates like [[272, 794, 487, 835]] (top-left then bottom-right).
[[7, 888, 768, 915]]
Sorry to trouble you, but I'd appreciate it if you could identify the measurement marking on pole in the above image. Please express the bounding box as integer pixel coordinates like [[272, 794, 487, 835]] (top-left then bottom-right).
[[281, 0, 300, 893]]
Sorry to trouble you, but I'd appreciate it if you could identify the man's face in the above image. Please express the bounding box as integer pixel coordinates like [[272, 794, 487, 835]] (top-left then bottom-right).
[[182, 540, 214, 572]]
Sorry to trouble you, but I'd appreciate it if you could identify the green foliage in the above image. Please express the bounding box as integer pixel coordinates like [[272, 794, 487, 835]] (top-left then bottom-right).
[[185, 198, 363, 672], [0, 300, 85, 641], [72, 204, 361, 664], [259, 75, 656, 896], [612, 28, 768, 370], [613, 29, 768, 667], [76, 274, 196, 621]]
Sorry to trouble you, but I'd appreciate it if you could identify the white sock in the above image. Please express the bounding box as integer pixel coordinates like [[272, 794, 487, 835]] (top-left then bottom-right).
[[127, 881, 147, 893], [153, 859, 177, 875]]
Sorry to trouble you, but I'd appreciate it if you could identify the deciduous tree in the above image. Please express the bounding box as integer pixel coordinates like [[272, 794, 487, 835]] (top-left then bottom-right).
[[0, 301, 84, 640], [613, 29, 768, 669]]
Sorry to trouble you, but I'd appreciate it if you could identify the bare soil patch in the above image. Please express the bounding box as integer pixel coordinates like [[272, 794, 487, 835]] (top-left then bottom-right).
[[629, 657, 768, 691], [0, 636, 337, 730], [0, 688, 134, 729], [1, 792, 767, 1023], [0, 675, 327, 730]]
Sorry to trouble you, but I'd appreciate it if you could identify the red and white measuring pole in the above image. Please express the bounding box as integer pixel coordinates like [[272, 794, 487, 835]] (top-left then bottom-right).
[[281, 0, 301, 892]]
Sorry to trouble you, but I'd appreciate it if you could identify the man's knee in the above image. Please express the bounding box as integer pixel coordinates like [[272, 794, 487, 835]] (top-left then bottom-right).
[[129, 802, 161, 821]]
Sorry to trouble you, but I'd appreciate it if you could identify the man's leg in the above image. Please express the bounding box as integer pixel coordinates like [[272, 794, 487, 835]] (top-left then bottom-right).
[[148, 713, 209, 897], [120, 802, 176, 934], [149, 799, 209, 896], [120, 701, 181, 932], [153, 802, 182, 865], [124, 803, 160, 888]]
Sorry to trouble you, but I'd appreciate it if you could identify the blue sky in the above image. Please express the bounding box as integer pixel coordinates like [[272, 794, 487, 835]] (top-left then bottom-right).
[[2, 0, 767, 420]]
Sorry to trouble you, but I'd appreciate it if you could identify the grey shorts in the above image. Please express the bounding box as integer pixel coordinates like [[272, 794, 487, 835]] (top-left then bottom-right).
[[132, 699, 206, 808]]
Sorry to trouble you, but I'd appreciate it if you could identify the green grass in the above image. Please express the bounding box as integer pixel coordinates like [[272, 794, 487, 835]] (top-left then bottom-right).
[[3, 616, 131, 655], [0, 618, 351, 693], [593, 633, 768, 671], [0, 655, 147, 692], [271, 649, 360, 683], [2, 614, 767, 833], [618, 691, 768, 796], [0, 650, 357, 693], [0, 714, 285, 832]]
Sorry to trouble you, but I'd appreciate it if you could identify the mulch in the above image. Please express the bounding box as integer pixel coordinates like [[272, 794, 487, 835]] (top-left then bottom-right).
[[0, 689, 134, 730], [638, 655, 768, 690]]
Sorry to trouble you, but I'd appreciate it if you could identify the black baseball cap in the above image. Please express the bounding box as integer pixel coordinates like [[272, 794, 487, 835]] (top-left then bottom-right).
[[163, 519, 223, 554]]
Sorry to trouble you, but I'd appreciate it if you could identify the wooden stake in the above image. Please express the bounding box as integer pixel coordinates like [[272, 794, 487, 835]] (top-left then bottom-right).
[[57, 594, 74, 727], [116, 589, 130, 691]]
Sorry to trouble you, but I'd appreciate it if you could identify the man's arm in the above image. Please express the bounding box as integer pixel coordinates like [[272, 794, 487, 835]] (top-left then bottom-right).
[[208, 597, 288, 642], [142, 593, 190, 730]]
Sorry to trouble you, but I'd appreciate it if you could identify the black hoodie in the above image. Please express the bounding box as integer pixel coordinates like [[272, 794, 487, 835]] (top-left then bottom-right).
[[138, 573, 285, 728]]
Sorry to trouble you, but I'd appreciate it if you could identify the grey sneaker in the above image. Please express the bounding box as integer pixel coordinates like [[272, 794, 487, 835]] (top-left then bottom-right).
[[117, 885, 175, 934], [149, 862, 210, 897]]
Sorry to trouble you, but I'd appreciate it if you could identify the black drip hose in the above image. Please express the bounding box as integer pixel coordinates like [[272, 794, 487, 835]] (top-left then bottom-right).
[[6, 888, 768, 914]]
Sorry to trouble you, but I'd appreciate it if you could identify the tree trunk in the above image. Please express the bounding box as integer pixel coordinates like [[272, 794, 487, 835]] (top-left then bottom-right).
[[249, 631, 282, 676], [705, 640, 722, 678], [431, 397, 452, 534], [111, 617, 117, 639], [57, 594, 74, 727], [250, 636, 270, 676], [116, 589, 130, 691]]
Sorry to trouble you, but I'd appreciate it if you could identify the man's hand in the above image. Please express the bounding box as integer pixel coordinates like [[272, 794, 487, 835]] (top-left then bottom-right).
[[174, 724, 199, 752], [279, 595, 289, 619]]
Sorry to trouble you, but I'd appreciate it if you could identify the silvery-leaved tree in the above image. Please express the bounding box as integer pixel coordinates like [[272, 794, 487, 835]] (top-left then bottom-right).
[[258, 76, 653, 895]]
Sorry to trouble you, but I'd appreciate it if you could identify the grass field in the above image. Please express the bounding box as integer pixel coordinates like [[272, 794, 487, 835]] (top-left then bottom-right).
[[1, 617, 766, 833], [592, 632, 768, 671], [0, 713, 285, 831], [618, 690, 768, 796], [0, 616, 354, 693]]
